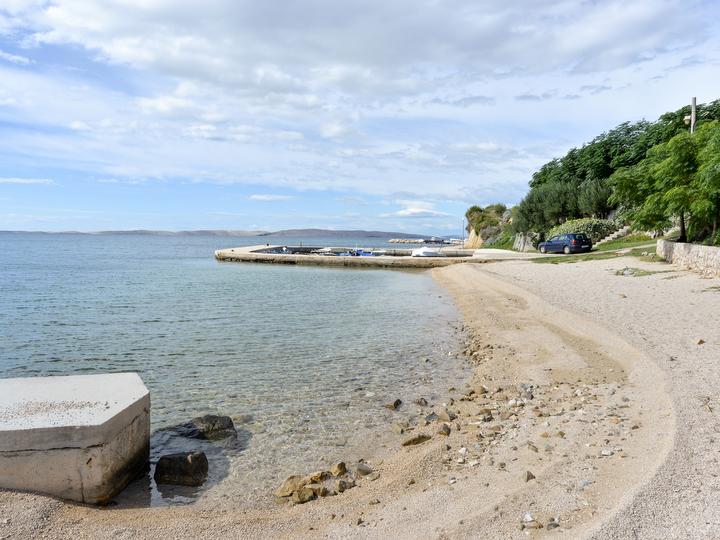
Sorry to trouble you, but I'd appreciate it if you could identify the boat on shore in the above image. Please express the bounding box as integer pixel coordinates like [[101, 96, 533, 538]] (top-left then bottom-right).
[[411, 246, 445, 257]]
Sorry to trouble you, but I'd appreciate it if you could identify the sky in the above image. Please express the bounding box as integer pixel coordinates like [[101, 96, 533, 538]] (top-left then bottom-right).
[[1, 0, 719, 234]]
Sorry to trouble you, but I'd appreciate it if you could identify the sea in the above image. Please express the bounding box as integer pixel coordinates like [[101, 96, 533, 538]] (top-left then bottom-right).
[[0, 232, 468, 507]]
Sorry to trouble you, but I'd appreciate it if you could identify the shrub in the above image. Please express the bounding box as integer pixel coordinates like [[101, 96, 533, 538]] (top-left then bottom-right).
[[547, 218, 618, 242]]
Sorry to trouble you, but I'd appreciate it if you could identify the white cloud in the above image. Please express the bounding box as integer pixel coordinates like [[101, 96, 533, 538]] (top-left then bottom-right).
[[0, 49, 31, 65], [0, 177, 54, 184], [248, 194, 292, 201], [394, 207, 449, 218], [0, 0, 719, 227]]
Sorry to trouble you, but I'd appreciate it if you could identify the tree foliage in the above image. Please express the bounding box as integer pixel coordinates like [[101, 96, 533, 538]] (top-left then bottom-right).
[[513, 99, 720, 236]]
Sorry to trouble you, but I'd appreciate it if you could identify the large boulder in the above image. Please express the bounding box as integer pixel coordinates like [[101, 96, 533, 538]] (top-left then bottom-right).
[[175, 415, 237, 440], [154, 451, 209, 486]]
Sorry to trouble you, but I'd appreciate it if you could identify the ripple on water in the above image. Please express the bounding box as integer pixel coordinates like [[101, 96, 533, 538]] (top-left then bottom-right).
[[0, 233, 469, 507]]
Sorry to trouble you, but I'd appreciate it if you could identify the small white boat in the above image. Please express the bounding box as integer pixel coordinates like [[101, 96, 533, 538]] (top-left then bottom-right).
[[411, 246, 445, 257]]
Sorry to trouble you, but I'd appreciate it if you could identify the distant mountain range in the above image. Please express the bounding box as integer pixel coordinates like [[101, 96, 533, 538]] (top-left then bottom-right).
[[0, 228, 430, 239]]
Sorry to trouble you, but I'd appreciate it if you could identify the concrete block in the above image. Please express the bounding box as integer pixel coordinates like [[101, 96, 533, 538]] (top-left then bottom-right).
[[0, 373, 150, 504]]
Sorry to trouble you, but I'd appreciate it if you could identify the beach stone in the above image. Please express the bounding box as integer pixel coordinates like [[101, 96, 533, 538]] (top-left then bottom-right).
[[330, 462, 347, 477], [402, 433, 431, 446], [438, 423, 451, 436], [176, 415, 237, 440], [437, 408, 457, 422], [335, 479, 355, 493], [414, 397, 428, 407], [391, 422, 408, 434], [275, 475, 307, 497], [292, 487, 316, 504], [356, 462, 373, 476], [154, 451, 208, 487], [305, 470, 331, 483], [524, 470, 536, 482], [384, 399, 402, 410], [305, 483, 329, 497]]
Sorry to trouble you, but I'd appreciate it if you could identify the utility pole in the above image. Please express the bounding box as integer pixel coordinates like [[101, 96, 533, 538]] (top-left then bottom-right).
[[684, 97, 697, 133]]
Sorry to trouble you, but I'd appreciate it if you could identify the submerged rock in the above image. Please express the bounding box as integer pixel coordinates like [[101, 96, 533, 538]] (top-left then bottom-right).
[[175, 415, 237, 440], [154, 451, 209, 486]]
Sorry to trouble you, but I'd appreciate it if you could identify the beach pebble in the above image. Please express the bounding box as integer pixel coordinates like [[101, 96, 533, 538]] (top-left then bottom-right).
[[523, 470, 536, 482], [356, 463, 373, 476], [438, 423, 451, 436], [402, 433, 432, 446], [275, 475, 306, 498], [330, 462, 347, 477], [384, 399, 402, 410]]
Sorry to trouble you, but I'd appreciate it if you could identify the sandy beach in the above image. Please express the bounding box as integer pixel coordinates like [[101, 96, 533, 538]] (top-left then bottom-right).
[[2, 252, 719, 538]]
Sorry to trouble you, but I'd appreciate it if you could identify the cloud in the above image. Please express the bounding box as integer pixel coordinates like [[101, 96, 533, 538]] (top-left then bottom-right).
[[579, 84, 612, 95], [248, 194, 292, 201], [0, 49, 31, 65], [0, 177, 54, 184], [515, 91, 557, 102], [0, 0, 719, 232], [382, 199, 450, 218], [430, 95, 496, 107], [393, 207, 449, 218]]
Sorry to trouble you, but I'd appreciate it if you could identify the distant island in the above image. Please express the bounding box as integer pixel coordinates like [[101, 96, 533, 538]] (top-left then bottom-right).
[[0, 228, 429, 239]]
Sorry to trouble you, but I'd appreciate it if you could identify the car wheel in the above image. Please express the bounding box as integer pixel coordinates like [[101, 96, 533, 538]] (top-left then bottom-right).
[[540, 246, 546, 254], [563, 245, 570, 255]]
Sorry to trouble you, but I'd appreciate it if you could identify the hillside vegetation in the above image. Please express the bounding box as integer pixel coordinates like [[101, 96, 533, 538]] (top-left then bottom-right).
[[466, 98, 720, 247]]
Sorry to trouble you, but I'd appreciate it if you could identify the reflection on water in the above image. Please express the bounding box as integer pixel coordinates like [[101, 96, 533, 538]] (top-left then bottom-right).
[[0, 233, 468, 507]]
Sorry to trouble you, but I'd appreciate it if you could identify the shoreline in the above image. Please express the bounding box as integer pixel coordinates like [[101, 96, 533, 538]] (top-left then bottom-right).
[[0, 258, 685, 538]]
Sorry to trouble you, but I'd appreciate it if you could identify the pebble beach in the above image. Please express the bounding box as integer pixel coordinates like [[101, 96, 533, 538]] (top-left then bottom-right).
[[2, 252, 719, 538]]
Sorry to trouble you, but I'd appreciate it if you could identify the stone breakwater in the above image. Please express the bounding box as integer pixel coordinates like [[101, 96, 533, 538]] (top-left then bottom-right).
[[657, 239, 720, 277], [215, 245, 483, 268]]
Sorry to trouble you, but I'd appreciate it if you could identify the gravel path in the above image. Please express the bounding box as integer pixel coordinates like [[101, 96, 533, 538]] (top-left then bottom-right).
[[490, 255, 720, 539]]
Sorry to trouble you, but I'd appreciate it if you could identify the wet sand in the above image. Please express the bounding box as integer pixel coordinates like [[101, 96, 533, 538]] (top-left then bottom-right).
[[3, 253, 713, 538]]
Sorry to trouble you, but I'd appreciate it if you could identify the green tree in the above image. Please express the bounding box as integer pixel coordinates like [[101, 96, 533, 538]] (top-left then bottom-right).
[[578, 178, 612, 217], [696, 121, 720, 238]]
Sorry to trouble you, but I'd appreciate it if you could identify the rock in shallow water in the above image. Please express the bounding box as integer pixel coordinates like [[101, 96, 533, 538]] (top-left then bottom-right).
[[154, 451, 209, 486], [175, 415, 238, 440]]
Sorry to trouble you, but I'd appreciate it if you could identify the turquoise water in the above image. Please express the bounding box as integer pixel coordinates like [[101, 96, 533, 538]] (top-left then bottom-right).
[[0, 233, 467, 506]]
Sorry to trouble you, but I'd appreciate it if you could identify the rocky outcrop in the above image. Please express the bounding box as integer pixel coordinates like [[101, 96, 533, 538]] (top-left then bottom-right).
[[513, 233, 537, 252], [154, 451, 209, 486]]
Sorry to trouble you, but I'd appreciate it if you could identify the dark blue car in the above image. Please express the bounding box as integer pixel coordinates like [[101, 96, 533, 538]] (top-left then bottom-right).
[[539, 233, 592, 254]]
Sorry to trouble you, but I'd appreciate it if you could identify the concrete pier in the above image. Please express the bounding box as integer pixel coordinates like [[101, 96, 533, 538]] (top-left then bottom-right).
[[0, 373, 150, 504], [215, 245, 486, 268]]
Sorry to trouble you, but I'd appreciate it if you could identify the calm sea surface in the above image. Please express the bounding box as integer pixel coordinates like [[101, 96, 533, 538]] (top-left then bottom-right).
[[0, 233, 467, 506]]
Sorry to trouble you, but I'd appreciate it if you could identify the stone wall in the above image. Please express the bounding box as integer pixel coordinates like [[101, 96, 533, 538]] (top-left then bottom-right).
[[513, 233, 537, 252], [656, 239, 720, 277]]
